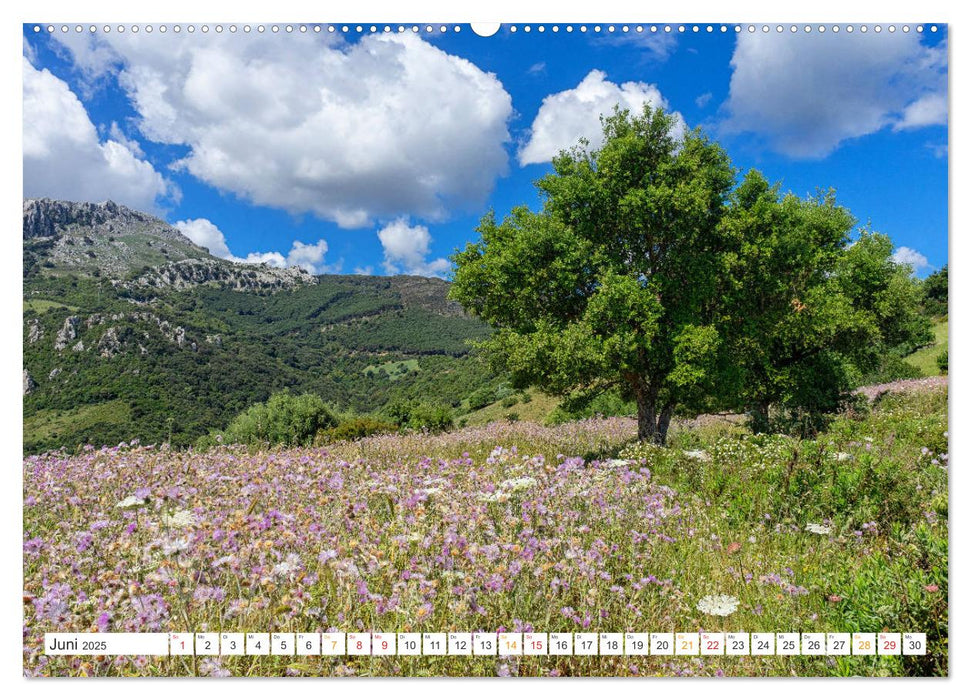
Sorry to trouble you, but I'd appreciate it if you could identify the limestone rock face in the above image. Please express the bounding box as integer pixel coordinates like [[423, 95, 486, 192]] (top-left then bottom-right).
[[132, 258, 318, 292], [23, 369, 36, 395], [24, 197, 319, 292], [27, 319, 43, 344], [98, 327, 122, 358], [55, 316, 80, 351]]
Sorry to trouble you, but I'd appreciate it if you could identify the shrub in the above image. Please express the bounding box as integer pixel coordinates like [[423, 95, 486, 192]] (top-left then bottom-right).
[[859, 355, 923, 386], [937, 349, 947, 375], [316, 416, 398, 444], [382, 400, 454, 433], [546, 390, 637, 425], [221, 391, 336, 447], [466, 386, 497, 411], [407, 403, 454, 432]]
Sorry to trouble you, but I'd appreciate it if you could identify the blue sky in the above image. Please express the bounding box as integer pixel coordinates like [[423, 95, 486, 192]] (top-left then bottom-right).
[[23, 23, 948, 276]]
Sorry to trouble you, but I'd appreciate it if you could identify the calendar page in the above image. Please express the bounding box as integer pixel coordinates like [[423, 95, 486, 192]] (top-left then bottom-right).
[[21, 9, 949, 680]]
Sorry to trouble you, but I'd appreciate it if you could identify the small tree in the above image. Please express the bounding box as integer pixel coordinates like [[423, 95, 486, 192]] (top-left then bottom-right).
[[718, 170, 931, 431], [222, 391, 336, 446], [450, 106, 735, 444]]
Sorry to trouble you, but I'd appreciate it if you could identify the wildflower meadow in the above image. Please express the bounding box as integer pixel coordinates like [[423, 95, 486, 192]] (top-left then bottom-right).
[[23, 389, 947, 677]]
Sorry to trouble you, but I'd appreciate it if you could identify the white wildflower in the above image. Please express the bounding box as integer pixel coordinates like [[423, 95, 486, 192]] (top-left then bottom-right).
[[161, 509, 196, 528], [603, 459, 631, 468], [160, 536, 190, 556], [805, 523, 831, 535], [683, 449, 712, 462], [272, 553, 302, 578], [415, 487, 442, 498], [696, 594, 740, 616], [834, 452, 852, 462], [115, 495, 146, 510], [498, 477, 537, 493], [479, 491, 510, 503]]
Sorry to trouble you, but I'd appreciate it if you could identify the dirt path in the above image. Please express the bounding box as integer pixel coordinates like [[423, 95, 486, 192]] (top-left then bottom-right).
[[853, 375, 948, 402], [674, 376, 948, 429]]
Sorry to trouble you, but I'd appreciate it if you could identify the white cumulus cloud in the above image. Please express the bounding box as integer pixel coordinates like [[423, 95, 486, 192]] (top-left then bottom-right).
[[173, 218, 335, 275], [52, 31, 513, 228], [518, 69, 685, 166], [723, 31, 947, 158], [892, 246, 930, 272], [377, 218, 450, 278], [22, 57, 174, 212], [173, 218, 232, 258]]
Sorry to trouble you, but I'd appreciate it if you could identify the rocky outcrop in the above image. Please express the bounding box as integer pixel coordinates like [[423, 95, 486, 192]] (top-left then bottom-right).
[[98, 327, 122, 358], [392, 275, 467, 316], [48, 368, 61, 380], [23, 369, 36, 395], [55, 316, 80, 351], [25, 198, 317, 294], [23, 198, 196, 245], [23, 198, 211, 280], [131, 258, 317, 292], [48, 311, 198, 359], [27, 319, 43, 344]]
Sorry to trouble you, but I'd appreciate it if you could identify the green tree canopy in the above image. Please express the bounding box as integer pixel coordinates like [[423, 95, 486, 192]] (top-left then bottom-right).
[[451, 106, 933, 443], [450, 106, 735, 443], [717, 170, 930, 431]]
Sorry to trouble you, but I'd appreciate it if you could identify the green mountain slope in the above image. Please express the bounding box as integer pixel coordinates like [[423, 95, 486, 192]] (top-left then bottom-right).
[[22, 199, 496, 454]]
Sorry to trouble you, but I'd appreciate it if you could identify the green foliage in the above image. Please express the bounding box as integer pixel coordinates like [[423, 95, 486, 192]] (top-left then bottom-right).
[[546, 389, 636, 425], [936, 349, 948, 374], [902, 317, 948, 377], [624, 388, 947, 531], [315, 416, 398, 444], [860, 355, 924, 386], [382, 400, 454, 432], [451, 105, 736, 444], [718, 172, 931, 433], [466, 386, 498, 411], [922, 265, 948, 316], [218, 391, 336, 447], [23, 272, 498, 454]]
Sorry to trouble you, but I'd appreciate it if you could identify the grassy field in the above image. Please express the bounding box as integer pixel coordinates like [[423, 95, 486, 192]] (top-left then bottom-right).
[[23, 388, 947, 677], [23, 400, 131, 446], [462, 391, 561, 427], [23, 298, 79, 314], [362, 359, 421, 382], [905, 317, 948, 377]]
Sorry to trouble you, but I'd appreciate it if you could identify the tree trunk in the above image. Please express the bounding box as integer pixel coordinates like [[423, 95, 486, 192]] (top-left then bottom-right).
[[633, 379, 672, 445], [656, 403, 674, 445], [751, 400, 771, 434], [635, 392, 657, 443]]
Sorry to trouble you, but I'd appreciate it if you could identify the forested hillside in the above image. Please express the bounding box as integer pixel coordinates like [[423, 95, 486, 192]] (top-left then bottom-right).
[[23, 199, 496, 454]]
